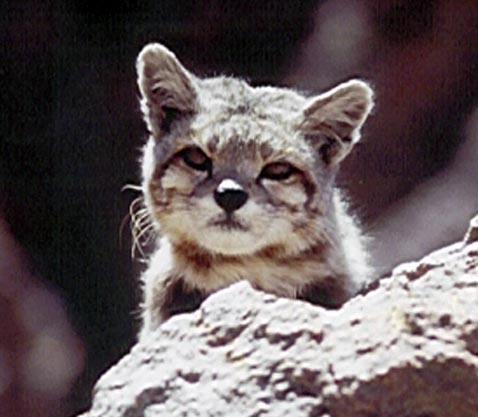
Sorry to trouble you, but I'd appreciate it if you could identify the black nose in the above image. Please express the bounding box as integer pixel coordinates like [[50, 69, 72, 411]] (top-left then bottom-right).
[[214, 185, 248, 213]]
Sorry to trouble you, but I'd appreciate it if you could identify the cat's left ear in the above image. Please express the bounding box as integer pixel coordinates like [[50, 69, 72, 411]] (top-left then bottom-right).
[[136, 43, 198, 136], [299, 80, 374, 166]]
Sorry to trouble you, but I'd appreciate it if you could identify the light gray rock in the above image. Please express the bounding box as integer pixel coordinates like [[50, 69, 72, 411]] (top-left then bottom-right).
[[85, 214, 478, 417]]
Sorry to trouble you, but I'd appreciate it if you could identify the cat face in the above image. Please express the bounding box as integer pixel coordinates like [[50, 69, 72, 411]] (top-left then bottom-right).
[[136, 43, 373, 256], [142, 113, 321, 256]]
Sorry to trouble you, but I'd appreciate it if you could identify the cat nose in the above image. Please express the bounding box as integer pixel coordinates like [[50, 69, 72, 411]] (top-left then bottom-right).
[[214, 179, 248, 213]]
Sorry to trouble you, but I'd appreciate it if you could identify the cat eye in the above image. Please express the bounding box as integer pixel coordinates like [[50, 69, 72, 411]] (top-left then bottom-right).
[[180, 147, 212, 172], [259, 162, 297, 181]]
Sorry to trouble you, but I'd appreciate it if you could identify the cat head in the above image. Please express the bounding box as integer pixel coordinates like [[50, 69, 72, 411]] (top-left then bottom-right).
[[136, 43, 373, 256]]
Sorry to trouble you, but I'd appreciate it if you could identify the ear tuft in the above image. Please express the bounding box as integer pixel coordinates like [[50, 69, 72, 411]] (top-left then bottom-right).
[[300, 80, 374, 166], [136, 43, 197, 135]]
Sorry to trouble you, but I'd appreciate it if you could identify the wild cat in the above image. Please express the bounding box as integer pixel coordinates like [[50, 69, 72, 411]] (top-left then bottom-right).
[[133, 43, 374, 339]]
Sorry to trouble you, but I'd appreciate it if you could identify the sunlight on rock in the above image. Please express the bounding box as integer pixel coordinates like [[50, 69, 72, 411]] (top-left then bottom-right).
[[22, 328, 84, 397]]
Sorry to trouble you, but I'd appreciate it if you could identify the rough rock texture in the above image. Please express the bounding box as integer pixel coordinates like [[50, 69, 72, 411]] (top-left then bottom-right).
[[86, 214, 478, 417]]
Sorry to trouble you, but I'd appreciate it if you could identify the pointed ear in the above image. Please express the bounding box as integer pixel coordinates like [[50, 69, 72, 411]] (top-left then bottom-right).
[[300, 80, 374, 166], [136, 43, 197, 136]]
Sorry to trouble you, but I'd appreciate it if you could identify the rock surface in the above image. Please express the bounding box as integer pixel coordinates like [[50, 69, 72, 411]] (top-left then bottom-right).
[[85, 214, 478, 417]]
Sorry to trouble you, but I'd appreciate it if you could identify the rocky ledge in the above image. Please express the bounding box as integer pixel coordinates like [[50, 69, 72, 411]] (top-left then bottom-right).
[[83, 214, 478, 417]]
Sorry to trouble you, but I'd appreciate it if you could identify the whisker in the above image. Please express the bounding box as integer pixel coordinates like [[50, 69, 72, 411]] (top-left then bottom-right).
[[131, 224, 156, 260], [120, 192, 158, 260], [119, 194, 144, 249], [131, 211, 150, 231], [119, 213, 132, 246], [129, 197, 145, 213], [133, 209, 152, 224], [122, 183, 143, 192], [135, 223, 155, 243]]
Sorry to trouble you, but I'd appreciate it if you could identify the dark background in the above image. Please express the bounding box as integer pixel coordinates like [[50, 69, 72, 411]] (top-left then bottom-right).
[[1, 1, 477, 416]]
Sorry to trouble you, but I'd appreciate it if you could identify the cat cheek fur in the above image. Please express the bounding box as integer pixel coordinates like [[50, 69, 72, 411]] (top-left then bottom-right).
[[260, 179, 308, 209]]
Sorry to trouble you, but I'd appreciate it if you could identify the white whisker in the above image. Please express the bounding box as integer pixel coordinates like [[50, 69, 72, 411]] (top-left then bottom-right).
[[121, 192, 158, 260], [122, 183, 143, 192]]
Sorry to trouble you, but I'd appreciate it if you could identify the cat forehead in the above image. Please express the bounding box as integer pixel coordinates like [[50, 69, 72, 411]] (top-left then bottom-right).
[[188, 117, 314, 168], [196, 76, 307, 115], [188, 77, 312, 161]]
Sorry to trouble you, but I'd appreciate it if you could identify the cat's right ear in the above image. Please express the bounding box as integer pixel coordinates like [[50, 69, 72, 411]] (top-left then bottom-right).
[[136, 43, 197, 136]]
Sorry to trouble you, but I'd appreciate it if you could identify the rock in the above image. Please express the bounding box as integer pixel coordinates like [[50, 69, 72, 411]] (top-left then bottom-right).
[[465, 214, 478, 244], [85, 214, 478, 417]]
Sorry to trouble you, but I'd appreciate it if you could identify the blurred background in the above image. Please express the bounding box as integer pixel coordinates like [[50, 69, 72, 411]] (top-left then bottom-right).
[[1, 1, 477, 415]]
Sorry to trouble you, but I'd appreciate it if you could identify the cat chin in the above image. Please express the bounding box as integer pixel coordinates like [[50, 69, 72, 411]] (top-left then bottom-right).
[[195, 229, 268, 256]]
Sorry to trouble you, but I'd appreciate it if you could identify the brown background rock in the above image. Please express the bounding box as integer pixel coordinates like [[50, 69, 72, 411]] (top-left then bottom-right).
[[0, 218, 84, 417], [85, 216, 478, 417]]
